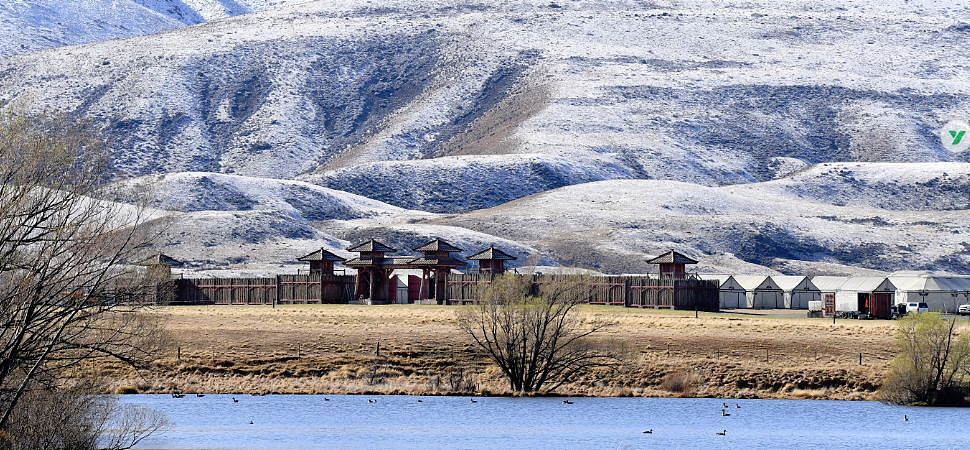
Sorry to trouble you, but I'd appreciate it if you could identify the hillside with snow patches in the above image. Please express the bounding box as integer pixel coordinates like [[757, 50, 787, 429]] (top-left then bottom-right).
[[0, 0, 310, 57], [2, 0, 970, 275]]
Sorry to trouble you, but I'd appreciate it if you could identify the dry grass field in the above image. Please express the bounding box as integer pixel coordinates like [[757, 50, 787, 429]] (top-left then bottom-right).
[[90, 305, 970, 400]]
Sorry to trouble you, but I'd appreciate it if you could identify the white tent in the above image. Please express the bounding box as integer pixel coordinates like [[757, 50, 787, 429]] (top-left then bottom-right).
[[699, 274, 746, 309], [811, 276, 849, 294], [733, 275, 784, 309], [835, 277, 896, 313], [773, 275, 820, 309], [889, 273, 970, 313]]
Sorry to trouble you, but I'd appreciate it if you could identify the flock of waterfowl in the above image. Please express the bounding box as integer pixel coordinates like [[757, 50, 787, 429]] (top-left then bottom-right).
[[636, 402, 740, 436], [164, 395, 912, 435]]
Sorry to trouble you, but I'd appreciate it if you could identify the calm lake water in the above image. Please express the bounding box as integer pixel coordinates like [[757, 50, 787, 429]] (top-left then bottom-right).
[[119, 394, 970, 449]]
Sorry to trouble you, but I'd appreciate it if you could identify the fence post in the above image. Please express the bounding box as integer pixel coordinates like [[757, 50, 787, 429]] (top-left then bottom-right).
[[859, 353, 862, 365], [765, 348, 769, 363], [276, 275, 283, 308]]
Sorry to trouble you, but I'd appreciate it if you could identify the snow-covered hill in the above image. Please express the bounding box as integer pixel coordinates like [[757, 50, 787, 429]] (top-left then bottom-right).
[[0, 0, 187, 57], [103, 165, 969, 276], [3, 0, 969, 275], [301, 153, 636, 212], [737, 162, 970, 211], [0, 0, 316, 57], [4, 0, 969, 183], [106, 172, 538, 274], [440, 174, 970, 274]]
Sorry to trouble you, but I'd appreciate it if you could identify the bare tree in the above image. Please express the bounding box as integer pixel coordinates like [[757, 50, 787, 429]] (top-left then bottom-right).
[[0, 111, 170, 444], [1, 378, 166, 450], [458, 273, 615, 394], [880, 313, 970, 405]]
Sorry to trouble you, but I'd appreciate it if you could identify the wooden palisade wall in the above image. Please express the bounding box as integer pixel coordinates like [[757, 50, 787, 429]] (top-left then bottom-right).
[[446, 273, 719, 311], [172, 275, 355, 305]]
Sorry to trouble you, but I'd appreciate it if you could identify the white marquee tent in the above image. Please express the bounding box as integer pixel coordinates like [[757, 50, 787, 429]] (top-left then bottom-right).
[[889, 273, 970, 313], [835, 277, 896, 313], [699, 274, 747, 309], [773, 275, 820, 309], [733, 275, 784, 309]]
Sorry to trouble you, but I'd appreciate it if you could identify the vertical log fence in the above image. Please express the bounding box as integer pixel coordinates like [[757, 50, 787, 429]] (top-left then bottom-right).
[[445, 273, 719, 311], [173, 274, 355, 305]]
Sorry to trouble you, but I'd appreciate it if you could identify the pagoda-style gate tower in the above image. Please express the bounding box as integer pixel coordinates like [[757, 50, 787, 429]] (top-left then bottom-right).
[[345, 240, 398, 304], [467, 245, 516, 275], [410, 238, 465, 303]]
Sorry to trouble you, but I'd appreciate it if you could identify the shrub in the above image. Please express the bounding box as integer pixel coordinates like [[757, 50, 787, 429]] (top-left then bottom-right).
[[660, 370, 703, 395], [879, 313, 970, 405], [114, 385, 140, 395]]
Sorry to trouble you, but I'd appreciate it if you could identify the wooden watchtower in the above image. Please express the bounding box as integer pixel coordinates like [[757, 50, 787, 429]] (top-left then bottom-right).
[[137, 252, 181, 280], [468, 245, 516, 275], [345, 240, 397, 304], [297, 247, 345, 275], [136, 252, 181, 305], [410, 238, 465, 303], [646, 250, 698, 279]]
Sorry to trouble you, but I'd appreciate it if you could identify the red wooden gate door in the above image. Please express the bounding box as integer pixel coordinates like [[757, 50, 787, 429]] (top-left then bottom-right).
[[824, 293, 835, 315], [871, 293, 892, 319], [408, 275, 422, 303]]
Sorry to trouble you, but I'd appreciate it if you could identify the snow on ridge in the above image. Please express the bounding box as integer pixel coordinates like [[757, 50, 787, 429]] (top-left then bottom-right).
[[3, 0, 970, 275], [444, 177, 970, 274], [0, 0, 325, 57], [108, 171, 417, 220], [302, 152, 638, 212], [746, 162, 970, 210], [4, 0, 970, 184]]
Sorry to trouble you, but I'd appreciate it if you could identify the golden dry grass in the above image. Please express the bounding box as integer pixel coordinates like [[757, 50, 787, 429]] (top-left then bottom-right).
[[89, 305, 951, 399]]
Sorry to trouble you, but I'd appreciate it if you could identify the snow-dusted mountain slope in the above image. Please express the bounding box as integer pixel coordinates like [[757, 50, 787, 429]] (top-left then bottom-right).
[[3, 0, 969, 275], [106, 172, 538, 273], [0, 0, 190, 57], [439, 175, 970, 274], [3, 1, 969, 187], [0, 0, 314, 57], [735, 162, 970, 211]]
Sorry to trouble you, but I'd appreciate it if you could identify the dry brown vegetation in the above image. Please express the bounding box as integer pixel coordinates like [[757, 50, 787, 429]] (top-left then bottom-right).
[[85, 305, 968, 400]]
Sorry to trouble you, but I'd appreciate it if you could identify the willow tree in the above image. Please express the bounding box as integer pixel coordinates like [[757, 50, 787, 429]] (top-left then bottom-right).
[[0, 112, 169, 447], [458, 273, 615, 394], [880, 313, 970, 405]]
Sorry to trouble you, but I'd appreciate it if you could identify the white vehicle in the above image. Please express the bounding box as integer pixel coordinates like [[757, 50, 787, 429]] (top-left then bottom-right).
[[901, 302, 929, 314], [959, 304, 970, 316]]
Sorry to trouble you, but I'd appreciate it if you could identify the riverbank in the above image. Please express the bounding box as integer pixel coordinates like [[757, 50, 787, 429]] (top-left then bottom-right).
[[88, 305, 919, 400]]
